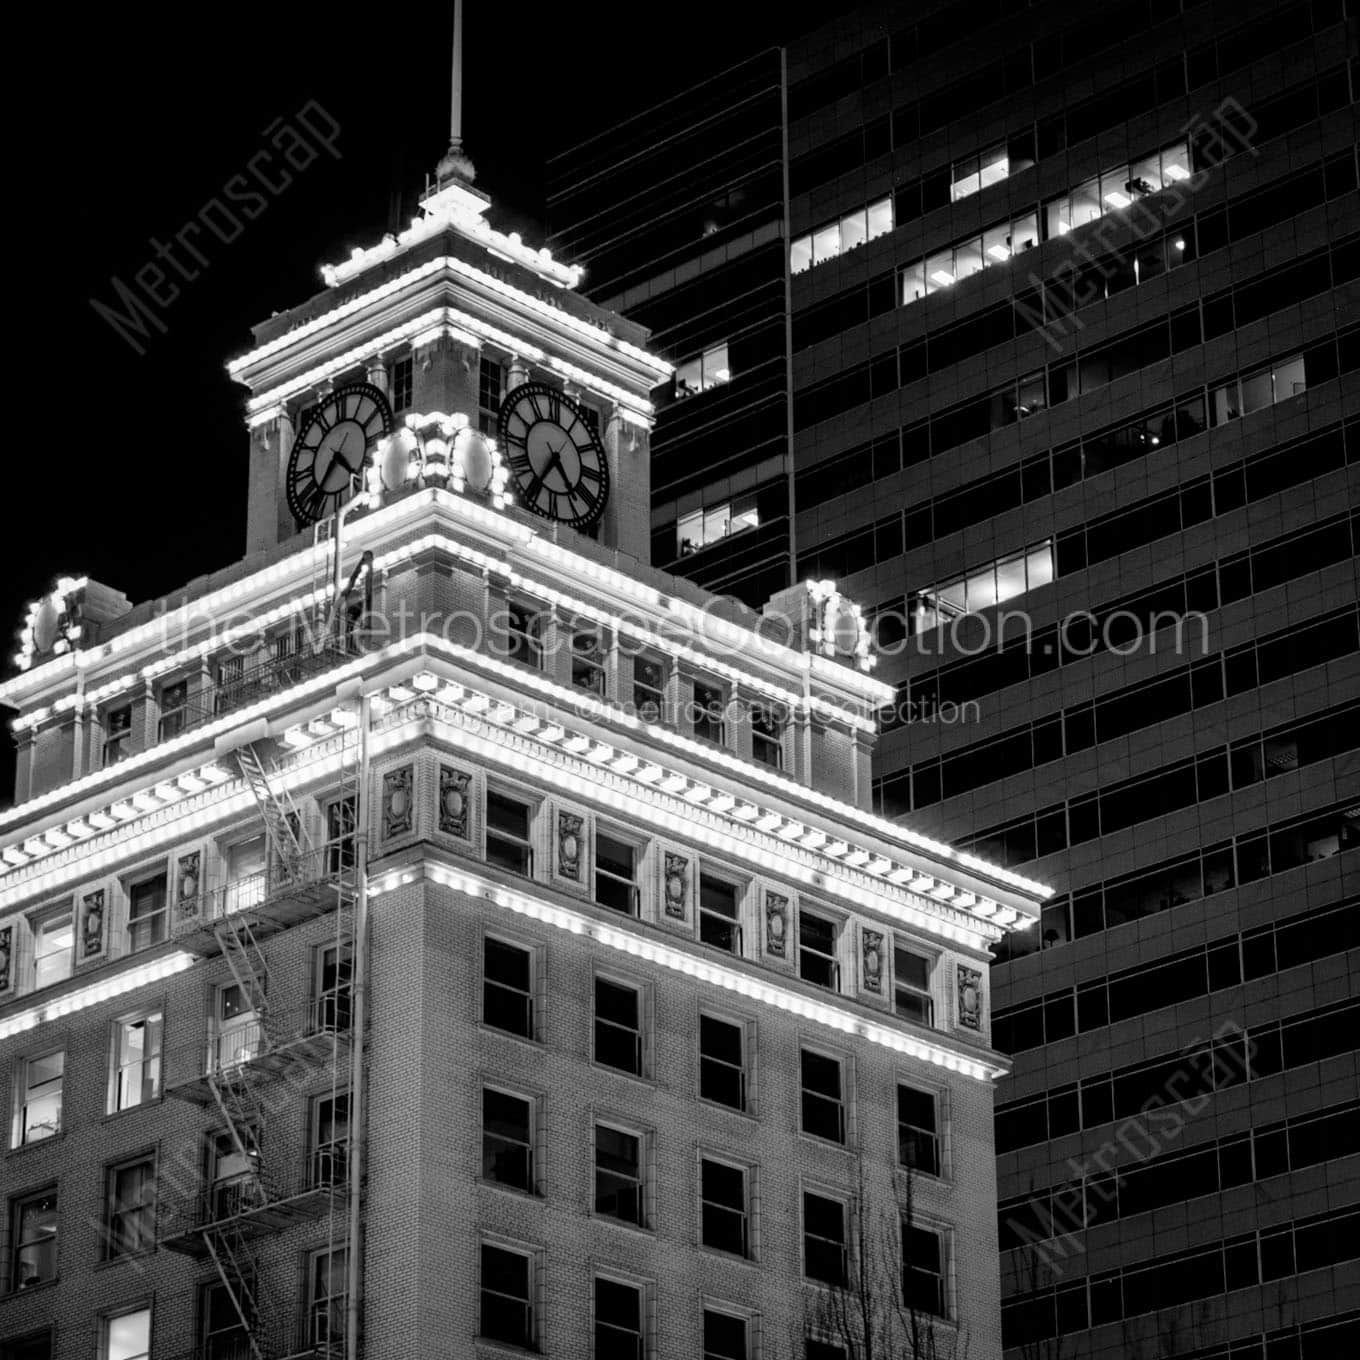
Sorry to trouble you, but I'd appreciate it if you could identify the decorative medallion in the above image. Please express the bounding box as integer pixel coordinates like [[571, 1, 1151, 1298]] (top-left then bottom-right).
[[80, 889, 106, 959], [438, 765, 472, 839], [764, 890, 789, 957], [662, 851, 690, 921], [175, 851, 202, 918], [382, 765, 414, 840], [0, 924, 11, 994], [957, 964, 983, 1031], [861, 926, 885, 994], [557, 810, 585, 882]]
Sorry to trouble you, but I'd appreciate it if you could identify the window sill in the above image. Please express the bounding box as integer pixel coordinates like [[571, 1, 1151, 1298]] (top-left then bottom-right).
[[698, 1243, 757, 1268], [96, 1246, 156, 1271], [796, 1129, 854, 1157], [478, 1178, 543, 1203], [590, 1060, 656, 1090], [103, 1097, 165, 1124], [591, 1212, 655, 1238], [476, 1336, 541, 1356], [478, 1022, 543, 1048], [5, 1276, 59, 1297], [697, 1096, 759, 1123], [5, 1130, 65, 1158]]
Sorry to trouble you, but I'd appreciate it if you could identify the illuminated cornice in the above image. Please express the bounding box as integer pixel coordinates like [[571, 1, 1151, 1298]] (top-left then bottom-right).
[[371, 856, 1008, 1082]]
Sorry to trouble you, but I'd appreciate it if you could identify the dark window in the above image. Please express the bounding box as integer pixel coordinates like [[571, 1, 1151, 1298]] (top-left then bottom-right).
[[704, 1309, 748, 1360], [694, 680, 726, 744], [701, 1158, 749, 1256], [483, 937, 533, 1038], [325, 796, 357, 874], [478, 355, 504, 434], [571, 628, 608, 697], [480, 1243, 533, 1348], [699, 1014, 746, 1110], [594, 1124, 644, 1225], [104, 1156, 156, 1258], [699, 874, 742, 954], [10, 1188, 58, 1289], [595, 977, 643, 1075], [898, 1085, 941, 1176], [486, 791, 534, 876], [389, 354, 414, 412], [505, 602, 543, 669], [595, 833, 639, 915], [633, 656, 667, 723], [311, 1092, 349, 1187], [799, 912, 840, 990], [158, 680, 188, 740], [801, 1049, 846, 1143], [483, 1089, 533, 1192], [595, 1277, 644, 1360], [803, 1192, 847, 1284], [103, 704, 132, 765], [902, 1223, 947, 1317], [126, 875, 167, 952], [894, 945, 934, 1025], [751, 704, 784, 768]]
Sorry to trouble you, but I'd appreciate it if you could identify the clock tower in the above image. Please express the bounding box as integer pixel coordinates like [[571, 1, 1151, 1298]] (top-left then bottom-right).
[[230, 171, 669, 565]]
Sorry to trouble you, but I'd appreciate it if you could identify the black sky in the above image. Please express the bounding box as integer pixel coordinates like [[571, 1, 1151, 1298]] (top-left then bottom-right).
[[3, 1, 835, 803]]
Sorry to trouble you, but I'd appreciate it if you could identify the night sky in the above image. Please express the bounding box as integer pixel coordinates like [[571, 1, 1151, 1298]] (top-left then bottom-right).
[[3, 1, 832, 803]]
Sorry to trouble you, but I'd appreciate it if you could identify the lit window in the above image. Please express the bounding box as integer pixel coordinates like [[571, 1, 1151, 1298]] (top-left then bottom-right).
[[594, 1123, 645, 1225], [798, 912, 840, 991], [158, 679, 189, 740], [486, 790, 534, 876], [1211, 354, 1307, 426], [894, 946, 935, 1026], [951, 143, 1007, 202], [596, 1277, 644, 1359], [704, 1309, 750, 1360], [812, 221, 840, 265], [308, 1247, 348, 1350], [483, 937, 534, 1039], [803, 1191, 847, 1284], [791, 234, 813, 274], [9, 1188, 57, 1288], [699, 1014, 747, 1110], [699, 873, 742, 954], [693, 680, 726, 745], [840, 206, 868, 253], [676, 343, 733, 398], [633, 655, 668, 723], [675, 355, 703, 396], [32, 912, 72, 990], [13, 1051, 64, 1146], [103, 1308, 151, 1360], [900, 259, 927, 304], [104, 1156, 156, 1259], [866, 196, 893, 242], [700, 1158, 749, 1256], [676, 496, 759, 556], [595, 976, 643, 1076], [902, 1224, 948, 1317], [917, 540, 1054, 619], [954, 237, 984, 283], [103, 704, 132, 766], [702, 344, 730, 387], [214, 982, 260, 1073], [311, 1092, 349, 1187], [571, 627, 608, 697], [110, 1012, 162, 1113], [505, 602, 543, 669], [925, 249, 954, 292], [595, 832, 639, 915], [800, 1049, 846, 1143], [897, 1085, 941, 1177], [481, 1244, 535, 1348], [484, 1088, 535, 1193]]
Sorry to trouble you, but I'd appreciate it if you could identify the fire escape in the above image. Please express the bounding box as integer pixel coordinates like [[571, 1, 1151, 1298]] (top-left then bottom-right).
[[163, 725, 361, 1360]]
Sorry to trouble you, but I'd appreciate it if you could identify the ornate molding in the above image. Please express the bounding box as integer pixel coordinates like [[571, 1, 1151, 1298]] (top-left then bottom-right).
[[764, 889, 789, 958], [662, 850, 690, 921], [861, 926, 885, 994], [438, 764, 473, 839], [382, 765, 414, 841], [557, 810, 584, 882], [80, 889, 106, 960], [956, 964, 983, 1032]]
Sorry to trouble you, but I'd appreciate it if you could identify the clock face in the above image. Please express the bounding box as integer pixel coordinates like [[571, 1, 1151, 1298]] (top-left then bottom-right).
[[287, 383, 394, 524], [498, 382, 610, 528]]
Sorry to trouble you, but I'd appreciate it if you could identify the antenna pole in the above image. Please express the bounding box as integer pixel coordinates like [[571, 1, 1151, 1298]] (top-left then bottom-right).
[[436, 0, 477, 185]]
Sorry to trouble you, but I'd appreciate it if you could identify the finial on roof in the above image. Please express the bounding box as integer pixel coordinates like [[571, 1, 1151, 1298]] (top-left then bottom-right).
[[436, 0, 476, 187]]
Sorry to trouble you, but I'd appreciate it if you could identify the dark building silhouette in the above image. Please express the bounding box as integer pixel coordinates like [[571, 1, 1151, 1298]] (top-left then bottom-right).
[[549, 3, 1360, 1356]]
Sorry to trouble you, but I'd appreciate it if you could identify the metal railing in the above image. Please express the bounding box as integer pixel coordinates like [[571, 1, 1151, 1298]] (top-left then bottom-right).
[[172, 847, 352, 938], [163, 1001, 352, 1091]]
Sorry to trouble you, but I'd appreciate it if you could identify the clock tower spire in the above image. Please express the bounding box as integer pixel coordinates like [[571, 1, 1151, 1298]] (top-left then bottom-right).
[[434, 0, 476, 188]]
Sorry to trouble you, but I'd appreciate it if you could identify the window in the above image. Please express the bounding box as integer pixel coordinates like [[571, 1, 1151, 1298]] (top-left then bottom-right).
[[917, 540, 1055, 623], [596, 1276, 644, 1360], [480, 1243, 534, 1348], [894, 946, 935, 1026], [214, 981, 260, 1072], [102, 1309, 151, 1360], [807, 1341, 847, 1360], [800, 1049, 846, 1143], [897, 1085, 941, 1177], [158, 679, 189, 740], [484, 1089, 534, 1193], [952, 143, 1008, 201], [791, 195, 893, 274], [799, 912, 840, 990], [700, 1158, 749, 1256], [571, 627, 608, 697], [209, 1127, 262, 1221], [486, 790, 534, 875], [594, 1124, 644, 1225], [1212, 352, 1308, 425], [478, 354, 504, 434], [202, 1279, 251, 1357], [32, 911, 72, 990], [699, 874, 742, 954], [505, 601, 543, 669], [633, 656, 667, 723], [803, 1191, 847, 1284], [751, 705, 783, 769], [699, 1014, 746, 1110], [595, 976, 643, 1076], [704, 1308, 749, 1360], [902, 1223, 947, 1317], [484, 937, 534, 1038], [676, 495, 760, 556], [110, 1012, 162, 1113], [103, 704, 132, 765], [693, 681, 726, 744], [308, 1247, 348, 1349], [675, 342, 732, 397], [224, 834, 267, 915], [325, 795, 357, 874], [316, 941, 353, 1032], [595, 832, 639, 915], [126, 873, 167, 952], [13, 1051, 63, 1146], [310, 1092, 349, 1187], [4, 1332, 52, 1360], [9, 1188, 57, 1289], [389, 353, 414, 412], [104, 1156, 156, 1259], [213, 654, 244, 713]]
